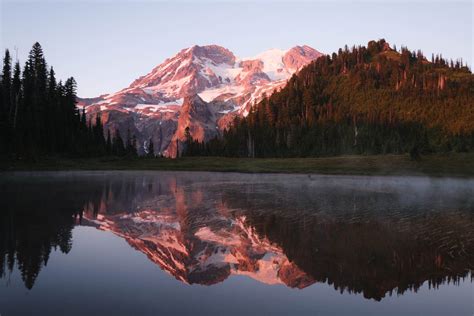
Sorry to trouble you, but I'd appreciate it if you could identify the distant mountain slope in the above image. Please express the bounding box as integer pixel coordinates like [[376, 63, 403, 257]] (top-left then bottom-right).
[[189, 39, 473, 157], [78, 45, 322, 156]]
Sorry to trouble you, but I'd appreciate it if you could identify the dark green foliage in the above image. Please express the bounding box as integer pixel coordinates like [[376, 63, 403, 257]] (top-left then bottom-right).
[[103, 127, 138, 157], [125, 128, 138, 157], [147, 138, 155, 158], [106, 129, 112, 154], [112, 129, 125, 156], [190, 39, 473, 157], [182, 126, 198, 156], [0, 43, 109, 158], [0, 49, 12, 151]]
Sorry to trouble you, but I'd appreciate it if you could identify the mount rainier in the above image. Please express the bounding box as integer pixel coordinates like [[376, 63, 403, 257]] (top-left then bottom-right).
[[79, 44, 322, 156]]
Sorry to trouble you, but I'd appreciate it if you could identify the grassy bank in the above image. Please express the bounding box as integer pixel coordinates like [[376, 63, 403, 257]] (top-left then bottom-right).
[[1, 153, 474, 177]]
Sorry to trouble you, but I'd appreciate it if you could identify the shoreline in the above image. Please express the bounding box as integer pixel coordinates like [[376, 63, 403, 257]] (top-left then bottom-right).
[[1, 153, 473, 178]]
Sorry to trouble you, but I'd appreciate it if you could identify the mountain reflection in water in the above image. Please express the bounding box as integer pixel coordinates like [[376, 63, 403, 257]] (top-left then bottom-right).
[[1, 171, 473, 301]]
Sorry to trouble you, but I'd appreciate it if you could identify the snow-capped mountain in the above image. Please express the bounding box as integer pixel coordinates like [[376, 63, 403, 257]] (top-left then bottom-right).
[[79, 45, 322, 156]]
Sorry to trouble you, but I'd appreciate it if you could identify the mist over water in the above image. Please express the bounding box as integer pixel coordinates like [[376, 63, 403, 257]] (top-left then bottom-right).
[[1, 171, 473, 315]]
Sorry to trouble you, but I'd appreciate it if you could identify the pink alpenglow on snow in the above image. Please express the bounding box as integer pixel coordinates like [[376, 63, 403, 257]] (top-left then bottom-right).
[[78, 44, 323, 156]]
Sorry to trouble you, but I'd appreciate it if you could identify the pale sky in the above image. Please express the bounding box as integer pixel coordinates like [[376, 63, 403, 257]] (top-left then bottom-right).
[[1, 0, 472, 97]]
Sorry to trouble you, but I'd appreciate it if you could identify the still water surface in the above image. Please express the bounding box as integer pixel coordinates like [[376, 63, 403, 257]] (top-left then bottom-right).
[[0, 171, 473, 315]]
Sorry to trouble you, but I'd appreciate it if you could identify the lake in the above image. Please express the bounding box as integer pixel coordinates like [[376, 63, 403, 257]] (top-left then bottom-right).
[[0, 171, 473, 315]]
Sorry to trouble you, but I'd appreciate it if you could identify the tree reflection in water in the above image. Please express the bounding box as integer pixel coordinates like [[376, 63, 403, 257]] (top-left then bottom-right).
[[1, 172, 473, 300]]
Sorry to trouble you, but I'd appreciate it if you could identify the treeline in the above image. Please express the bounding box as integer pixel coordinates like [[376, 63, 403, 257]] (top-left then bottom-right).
[[184, 39, 474, 158], [81, 111, 139, 157], [0, 42, 99, 158], [0, 42, 139, 159]]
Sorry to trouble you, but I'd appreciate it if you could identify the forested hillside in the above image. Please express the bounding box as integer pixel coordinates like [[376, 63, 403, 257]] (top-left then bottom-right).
[[2, 40, 472, 160], [185, 39, 474, 157]]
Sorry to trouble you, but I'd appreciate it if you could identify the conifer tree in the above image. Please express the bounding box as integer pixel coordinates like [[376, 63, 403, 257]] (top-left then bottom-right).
[[184, 126, 192, 156], [147, 138, 154, 158], [0, 49, 12, 152], [106, 129, 112, 154], [2, 49, 12, 117], [2, 42, 109, 158], [113, 129, 125, 156], [11, 62, 21, 130], [131, 134, 137, 156], [126, 128, 133, 154]]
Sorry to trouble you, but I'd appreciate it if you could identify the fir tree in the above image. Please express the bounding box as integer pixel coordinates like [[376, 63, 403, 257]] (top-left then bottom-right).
[[0, 49, 12, 153], [2, 42, 108, 158], [106, 129, 112, 154], [147, 138, 154, 158], [113, 129, 125, 156], [2, 49, 12, 117], [11, 62, 21, 130], [131, 134, 137, 156]]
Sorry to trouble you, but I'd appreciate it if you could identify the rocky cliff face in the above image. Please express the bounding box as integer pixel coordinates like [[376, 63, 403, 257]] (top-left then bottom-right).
[[78, 44, 322, 156], [167, 95, 226, 158]]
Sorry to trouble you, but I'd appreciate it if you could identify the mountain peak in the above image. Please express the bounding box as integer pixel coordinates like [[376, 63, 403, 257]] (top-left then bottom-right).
[[82, 44, 323, 156], [283, 45, 323, 70], [291, 44, 320, 55], [128, 44, 238, 96], [181, 44, 236, 65]]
